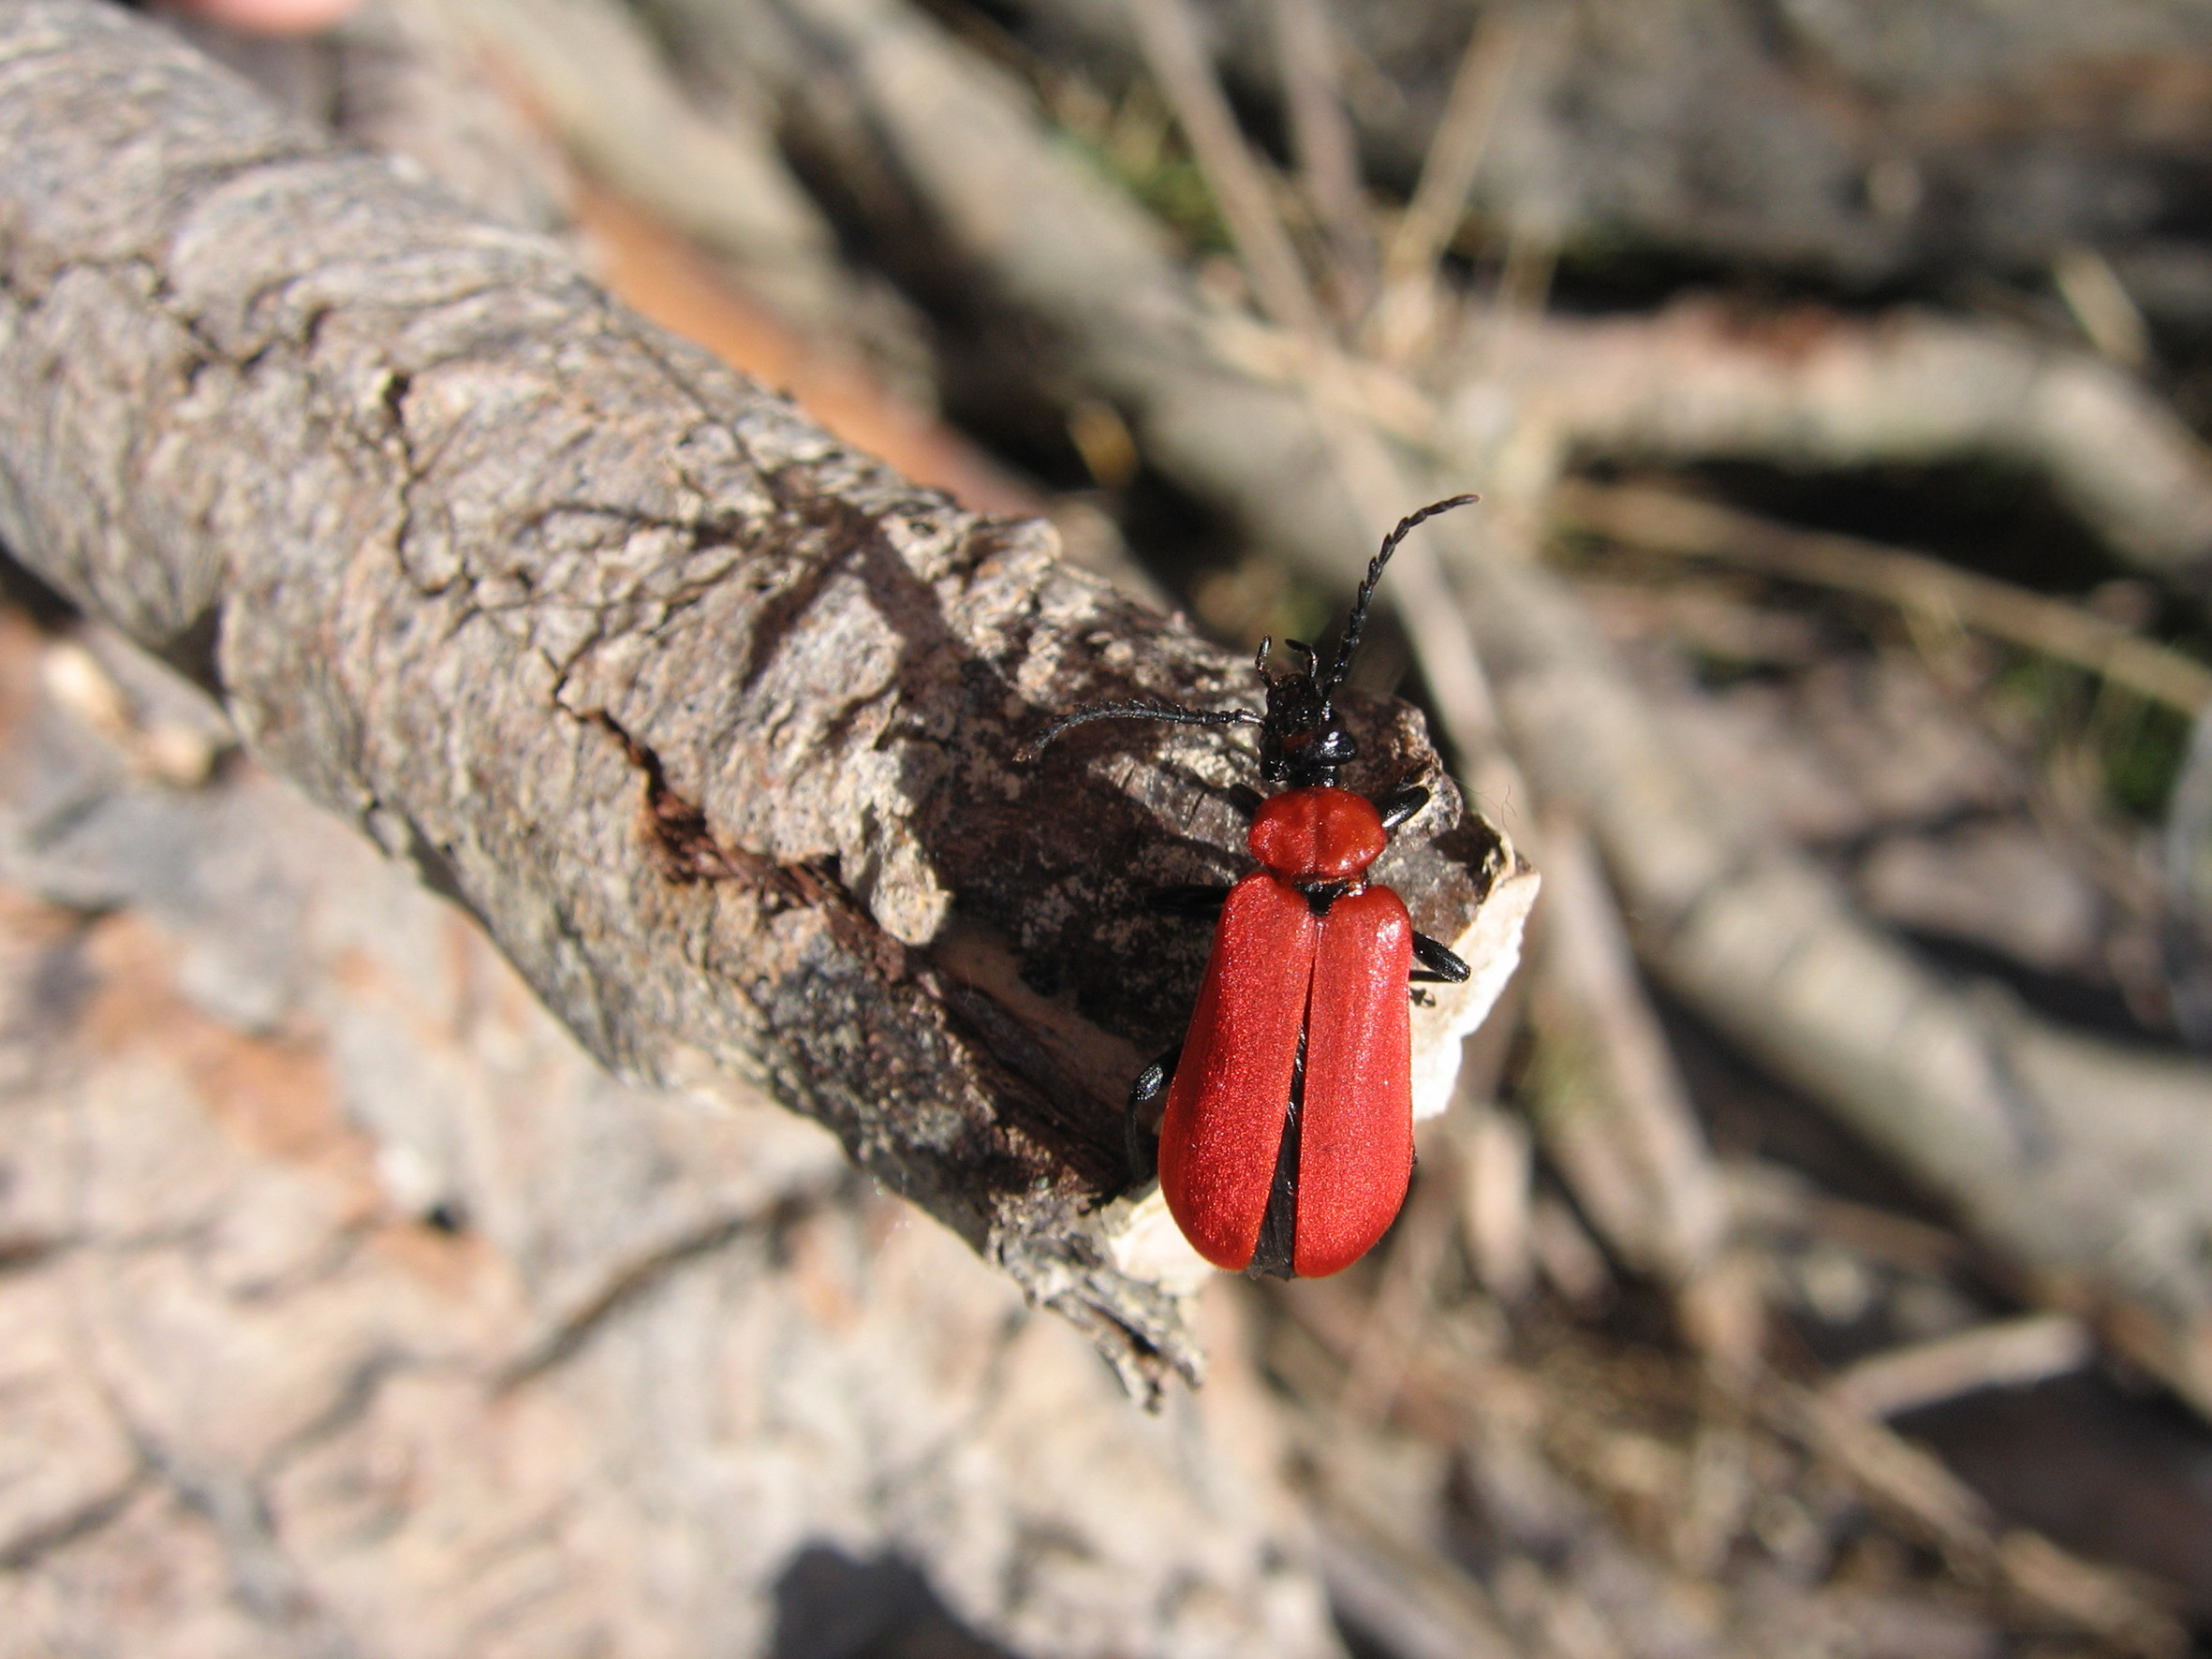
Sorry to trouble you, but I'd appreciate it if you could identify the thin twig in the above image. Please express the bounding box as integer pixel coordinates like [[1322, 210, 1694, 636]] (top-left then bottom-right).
[[2055, 243, 2152, 372], [1531, 810, 1729, 1280], [1270, 0, 1376, 318], [1763, 1385, 2183, 1655], [1553, 478, 2212, 713], [1312, 1517, 1521, 1659], [1335, 1156, 1460, 1426], [1451, 1100, 1535, 1301], [1381, 7, 1524, 289], [1125, 0, 1325, 339], [1124, 0, 1516, 802], [1284, 1271, 2185, 1656], [1821, 1313, 2096, 1421], [1369, 5, 1526, 360]]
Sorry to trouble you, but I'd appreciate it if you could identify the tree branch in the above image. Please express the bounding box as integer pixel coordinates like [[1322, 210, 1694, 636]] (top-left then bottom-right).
[[0, 0, 1527, 1396]]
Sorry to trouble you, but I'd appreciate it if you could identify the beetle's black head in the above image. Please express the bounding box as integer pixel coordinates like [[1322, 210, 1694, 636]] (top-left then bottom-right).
[[1256, 638, 1356, 787]]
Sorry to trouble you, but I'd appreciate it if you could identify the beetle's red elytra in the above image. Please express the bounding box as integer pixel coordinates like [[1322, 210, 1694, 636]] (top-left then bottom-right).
[[1161, 788, 1416, 1275], [1020, 495, 1481, 1279]]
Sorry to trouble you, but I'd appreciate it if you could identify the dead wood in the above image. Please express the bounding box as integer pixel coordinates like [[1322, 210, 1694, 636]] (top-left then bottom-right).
[[1554, 477, 2212, 715], [1270, 0, 1375, 321], [1522, 813, 1727, 1292], [160, 0, 572, 233], [665, 0, 2212, 1419], [1821, 1313, 2096, 1421], [0, 0, 1527, 1394], [0, 612, 1345, 1655], [995, 0, 2212, 323], [1275, 1271, 2188, 1656], [1467, 301, 2212, 582], [668, 0, 2212, 589], [432, 0, 936, 386], [1450, 520, 2212, 1417]]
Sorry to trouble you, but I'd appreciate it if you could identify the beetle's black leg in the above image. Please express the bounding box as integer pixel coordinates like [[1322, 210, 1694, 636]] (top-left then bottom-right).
[[1372, 781, 1431, 831], [1148, 883, 1232, 919], [1410, 931, 1470, 984], [1126, 1041, 1181, 1185], [1226, 783, 1266, 818]]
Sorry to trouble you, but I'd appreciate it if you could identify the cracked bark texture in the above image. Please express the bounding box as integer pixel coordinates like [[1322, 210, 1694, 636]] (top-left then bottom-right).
[[0, 0, 1526, 1390], [0, 611, 1341, 1657]]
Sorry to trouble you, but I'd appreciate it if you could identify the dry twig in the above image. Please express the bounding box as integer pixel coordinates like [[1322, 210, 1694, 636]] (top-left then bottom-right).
[[1268, 0, 1374, 318], [1821, 1313, 2097, 1421], [1765, 1385, 2183, 1654], [1525, 814, 1730, 1287], [1369, 3, 1526, 360], [1279, 1272, 2184, 1656], [1124, 0, 1323, 340], [438, 0, 874, 350], [1554, 477, 2212, 714]]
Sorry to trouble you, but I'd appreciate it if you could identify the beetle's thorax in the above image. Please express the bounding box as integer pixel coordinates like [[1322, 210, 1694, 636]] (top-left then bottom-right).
[[1248, 787, 1387, 882]]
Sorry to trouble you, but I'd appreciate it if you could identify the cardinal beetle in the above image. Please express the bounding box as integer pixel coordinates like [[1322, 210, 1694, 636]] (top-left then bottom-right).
[[1021, 496, 1479, 1278]]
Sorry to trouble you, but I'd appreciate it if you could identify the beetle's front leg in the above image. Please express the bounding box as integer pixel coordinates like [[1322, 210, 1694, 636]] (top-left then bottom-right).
[[1372, 781, 1431, 830], [1125, 1041, 1182, 1186], [1410, 930, 1470, 984]]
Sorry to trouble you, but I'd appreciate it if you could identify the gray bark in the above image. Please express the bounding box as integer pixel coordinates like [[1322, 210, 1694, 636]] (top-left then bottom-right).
[[0, 0, 1526, 1393]]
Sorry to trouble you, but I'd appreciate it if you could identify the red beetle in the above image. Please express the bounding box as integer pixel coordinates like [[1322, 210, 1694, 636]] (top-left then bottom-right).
[[1023, 497, 1478, 1277]]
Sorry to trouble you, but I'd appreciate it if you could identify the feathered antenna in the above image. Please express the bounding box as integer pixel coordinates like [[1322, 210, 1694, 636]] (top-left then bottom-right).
[[1320, 493, 1481, 697], [1016, 699, 1265, 762]]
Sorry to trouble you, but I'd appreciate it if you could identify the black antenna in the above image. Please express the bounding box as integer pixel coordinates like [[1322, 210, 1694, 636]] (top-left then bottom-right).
[[1320, 493, 1481, 697], [1017, 699, 1265, 762]]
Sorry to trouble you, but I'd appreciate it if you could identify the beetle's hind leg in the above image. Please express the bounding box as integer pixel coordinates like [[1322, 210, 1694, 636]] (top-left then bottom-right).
[[1410, 930, 1471, 984], [1125, 1041, 1182, 1186]]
